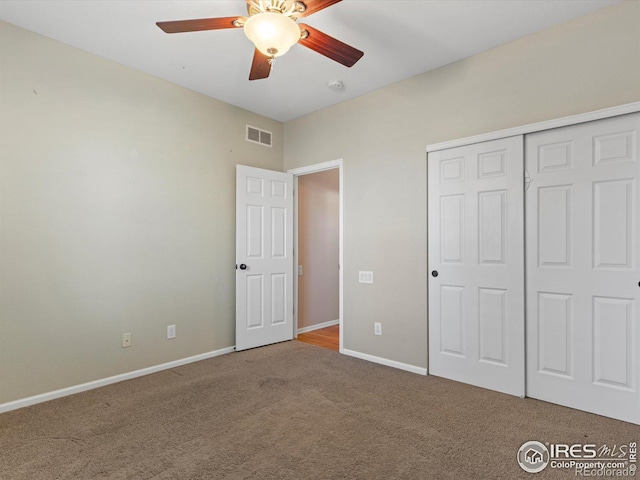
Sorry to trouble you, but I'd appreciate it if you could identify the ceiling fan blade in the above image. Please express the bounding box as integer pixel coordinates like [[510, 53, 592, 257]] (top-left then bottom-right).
[[156, 17, 243, 34], [295, 0, 342, 17], [249, 49, 272, 80], [298, 24, 363, 67]]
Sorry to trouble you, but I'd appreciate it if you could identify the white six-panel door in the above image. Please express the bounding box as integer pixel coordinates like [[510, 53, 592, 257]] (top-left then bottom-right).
[[236, 165, 294, 351], [428, 136, 525, 397], [526, 113, 640, 424]]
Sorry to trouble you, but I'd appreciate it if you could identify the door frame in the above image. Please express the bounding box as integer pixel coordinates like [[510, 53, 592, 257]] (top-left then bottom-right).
[[287, 159, 344, 353]]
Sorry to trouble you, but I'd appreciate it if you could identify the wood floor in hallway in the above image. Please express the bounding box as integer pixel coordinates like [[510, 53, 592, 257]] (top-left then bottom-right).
[[296, 324, 339, 351]]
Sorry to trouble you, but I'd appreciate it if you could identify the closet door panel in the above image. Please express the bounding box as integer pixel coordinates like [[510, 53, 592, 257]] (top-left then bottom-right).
[[526, 112, 640, 424], [428, 136, 525, 397]]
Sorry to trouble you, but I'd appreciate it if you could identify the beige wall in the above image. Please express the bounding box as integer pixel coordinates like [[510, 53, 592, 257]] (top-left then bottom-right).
[[283, 2, 640, 369], [2, 1, 640, 405], [297, 169, 339, 330], [0, 21, 283, 404]]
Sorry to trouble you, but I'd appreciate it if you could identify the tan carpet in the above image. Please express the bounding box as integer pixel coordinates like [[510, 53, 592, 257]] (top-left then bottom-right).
[[0, 341, 636, 479]]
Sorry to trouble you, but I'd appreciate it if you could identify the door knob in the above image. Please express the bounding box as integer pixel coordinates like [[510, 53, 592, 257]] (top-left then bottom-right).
[[239, 264, 247, 270], [432, 270, 438, 277]]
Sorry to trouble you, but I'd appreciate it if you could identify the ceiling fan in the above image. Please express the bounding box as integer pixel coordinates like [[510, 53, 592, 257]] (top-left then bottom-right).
[[156, 0, 364, 80]]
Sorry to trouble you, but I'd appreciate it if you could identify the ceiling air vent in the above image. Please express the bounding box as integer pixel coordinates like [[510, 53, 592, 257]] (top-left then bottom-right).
[[246, 125, 272, 147]]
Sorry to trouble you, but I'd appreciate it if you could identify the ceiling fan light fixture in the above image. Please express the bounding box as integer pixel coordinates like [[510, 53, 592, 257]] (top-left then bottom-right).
[[243, 12, 300, 57]]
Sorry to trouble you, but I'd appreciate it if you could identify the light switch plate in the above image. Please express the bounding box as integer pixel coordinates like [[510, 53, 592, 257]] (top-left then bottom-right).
[[359, 271, 373, 284]]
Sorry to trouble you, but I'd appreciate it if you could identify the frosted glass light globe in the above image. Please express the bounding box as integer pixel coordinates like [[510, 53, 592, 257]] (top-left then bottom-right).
[[243, 12, 300, 57]]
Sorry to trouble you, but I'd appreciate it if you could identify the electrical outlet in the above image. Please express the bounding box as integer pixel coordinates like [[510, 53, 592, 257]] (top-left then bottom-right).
[[374, 322, 382, 336], [122, 332, 132, 348], [167, 324, 176, 339]]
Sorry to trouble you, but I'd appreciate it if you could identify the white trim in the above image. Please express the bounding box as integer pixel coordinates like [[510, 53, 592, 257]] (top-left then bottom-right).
[[0, 346, 235, 414], [288, 159, 342, 175], [338, 164, 344, 353], [292, 174, 300, 340], [426, 102, 640, 153], [288, 159, 344, 353], [342, 349, 428, 376], [297, 319, 340, 335]]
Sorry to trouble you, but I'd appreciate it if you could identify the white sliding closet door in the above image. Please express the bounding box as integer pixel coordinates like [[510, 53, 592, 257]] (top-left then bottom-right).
[[526, 113, 640, 424], [428, 136, 525, 397]]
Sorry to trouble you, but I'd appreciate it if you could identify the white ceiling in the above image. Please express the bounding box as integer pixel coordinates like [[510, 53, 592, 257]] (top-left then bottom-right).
[[0, 0, 620, 122]]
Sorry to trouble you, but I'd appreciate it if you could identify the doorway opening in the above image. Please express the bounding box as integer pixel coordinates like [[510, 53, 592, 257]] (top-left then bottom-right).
[[288, 160, 343, 352]]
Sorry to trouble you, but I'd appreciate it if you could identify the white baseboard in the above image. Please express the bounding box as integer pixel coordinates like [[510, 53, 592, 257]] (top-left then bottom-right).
[[0, 346, 236, 414], [341, 348, 427, 376], [296, 319, 339, 335]]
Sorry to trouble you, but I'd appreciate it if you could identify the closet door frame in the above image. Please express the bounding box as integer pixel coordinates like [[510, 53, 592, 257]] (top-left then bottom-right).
[[427, 103, 640, 154]]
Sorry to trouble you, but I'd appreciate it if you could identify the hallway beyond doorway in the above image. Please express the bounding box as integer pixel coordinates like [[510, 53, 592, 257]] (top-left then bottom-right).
[[296, 325, 339, 351]]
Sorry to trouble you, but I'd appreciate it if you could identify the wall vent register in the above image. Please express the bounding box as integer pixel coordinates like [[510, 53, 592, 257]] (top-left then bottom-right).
[[246, 125, 273, 147]]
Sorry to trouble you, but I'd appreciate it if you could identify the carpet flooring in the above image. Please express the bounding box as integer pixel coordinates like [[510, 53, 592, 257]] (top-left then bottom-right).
[[0, 341, 637, 479]]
